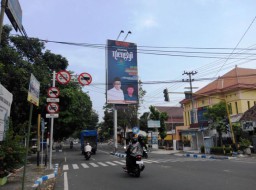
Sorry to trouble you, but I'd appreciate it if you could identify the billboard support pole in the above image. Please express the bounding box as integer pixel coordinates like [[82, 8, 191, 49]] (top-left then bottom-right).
[[113, 105, 117, 153]]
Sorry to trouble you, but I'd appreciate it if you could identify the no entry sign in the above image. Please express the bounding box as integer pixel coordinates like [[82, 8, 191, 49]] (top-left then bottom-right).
[[78, 72, 92, 86], [56, 70, 71, 85], [46, 102, 59, 113], [47, 87, 60, 98]]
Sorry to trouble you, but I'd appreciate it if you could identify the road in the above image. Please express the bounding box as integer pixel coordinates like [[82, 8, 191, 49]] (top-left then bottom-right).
[[53, 143, 256, 190]]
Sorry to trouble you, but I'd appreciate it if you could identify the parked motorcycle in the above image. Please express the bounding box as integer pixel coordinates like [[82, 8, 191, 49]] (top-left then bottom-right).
[[124, 155, 145, 177], [85, 151, 91, 160]]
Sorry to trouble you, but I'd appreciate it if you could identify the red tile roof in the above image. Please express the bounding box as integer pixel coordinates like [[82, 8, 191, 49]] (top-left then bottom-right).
[[180, 67, 256, 104]]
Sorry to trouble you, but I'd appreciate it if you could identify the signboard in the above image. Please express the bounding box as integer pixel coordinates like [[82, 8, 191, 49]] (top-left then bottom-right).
[[78, 72, 92, 86], [46, 114, 59, 118], [56, 70, 71, 85], [46, 103, 59, 113], [0, 84, 13, 141], [106, 40, 138, 104], [27, 73, 40, 106], [147, 120, 161, 128], [47, 87, 60, 98], [5, 0, 22, 32], [132, 126, 140, 134], [152, 132, 158, 145], [47, 98, 59, 103]]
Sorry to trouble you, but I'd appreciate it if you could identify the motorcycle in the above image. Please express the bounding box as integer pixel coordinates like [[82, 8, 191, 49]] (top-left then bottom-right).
[[85, 151, 91, 160], [124, 155, 145, 177]]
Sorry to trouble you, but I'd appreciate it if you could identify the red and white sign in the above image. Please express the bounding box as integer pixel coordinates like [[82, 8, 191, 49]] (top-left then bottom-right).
[[78, 72, 92, 86], [47, 87, 60, 98], [56, 70, 71, 85], [46, 102, 59, 113]]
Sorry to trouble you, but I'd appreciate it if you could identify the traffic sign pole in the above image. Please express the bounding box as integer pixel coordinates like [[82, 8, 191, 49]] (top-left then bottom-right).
[[49, 71, 56, 169]]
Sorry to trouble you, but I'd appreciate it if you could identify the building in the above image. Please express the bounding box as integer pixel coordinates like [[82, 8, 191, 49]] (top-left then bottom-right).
[[180, 66, 256, 151], [154, 106, 184, 149]]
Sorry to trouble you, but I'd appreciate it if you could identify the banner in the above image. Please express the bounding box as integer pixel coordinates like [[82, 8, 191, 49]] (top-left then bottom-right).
[[106, 40, 138, 104], [0, 84, 13, 141], [27, 73, 40, 106]]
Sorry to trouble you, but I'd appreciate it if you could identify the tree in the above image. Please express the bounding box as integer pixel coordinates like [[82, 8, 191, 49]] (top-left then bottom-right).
[[203, 101, 228, 146], [0, 25, 97, 141], [148, 106, 168, 144]]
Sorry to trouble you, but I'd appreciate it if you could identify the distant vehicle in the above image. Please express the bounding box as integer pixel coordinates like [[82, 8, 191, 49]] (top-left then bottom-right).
[[80, 130, 97, 154]]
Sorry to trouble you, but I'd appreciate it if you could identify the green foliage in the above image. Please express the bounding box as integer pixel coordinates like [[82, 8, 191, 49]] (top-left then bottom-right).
[[210, 146, 232, 155], [149, 106, 168, 140], [204, 101, 228, 146], [0, 128, 25, 177], [0, 25, 98, 141], [239, 138, 251, 150]]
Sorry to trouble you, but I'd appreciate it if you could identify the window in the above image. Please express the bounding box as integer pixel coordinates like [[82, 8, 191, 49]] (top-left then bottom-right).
[[235, 102, 238, 114], [247, 101, 250, 109], [229, 103, 232, 115]]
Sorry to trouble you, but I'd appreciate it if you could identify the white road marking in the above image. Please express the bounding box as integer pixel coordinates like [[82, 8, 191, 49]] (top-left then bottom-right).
[[81, 163, 89, 168], [63, 165, 69, 171], [72, 164, 79, 169], [113, 161, 125, 165], [97, 162, 108, 167], [89, 163, 99, 167], [106, 161, 117, 166], [64, 172, 69, 190]]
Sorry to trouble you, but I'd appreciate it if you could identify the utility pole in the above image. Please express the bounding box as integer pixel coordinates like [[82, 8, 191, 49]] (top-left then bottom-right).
[[182, 71, 197, 124]]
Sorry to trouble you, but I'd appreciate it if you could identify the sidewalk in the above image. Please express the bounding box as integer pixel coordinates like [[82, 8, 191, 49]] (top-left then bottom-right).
[[1, 154, 56, 190]]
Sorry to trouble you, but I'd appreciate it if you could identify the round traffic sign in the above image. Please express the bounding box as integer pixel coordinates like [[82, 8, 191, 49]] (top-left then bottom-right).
[[78, 72, 92, 86], [132, 126, 140, 134], [46, 102, 59, 113], [47, 87, 60, 98], [56, 70, 71, 85]]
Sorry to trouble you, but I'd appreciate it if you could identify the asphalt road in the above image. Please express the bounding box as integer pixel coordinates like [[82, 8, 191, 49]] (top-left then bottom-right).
[[53, 143, 256, 190]]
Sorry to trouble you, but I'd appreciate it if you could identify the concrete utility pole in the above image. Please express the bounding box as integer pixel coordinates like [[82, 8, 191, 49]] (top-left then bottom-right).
[[182, 71, 197, 124]]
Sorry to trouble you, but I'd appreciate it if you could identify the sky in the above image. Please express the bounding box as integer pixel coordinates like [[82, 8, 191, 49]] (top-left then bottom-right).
[[4, 0, 256, 122]]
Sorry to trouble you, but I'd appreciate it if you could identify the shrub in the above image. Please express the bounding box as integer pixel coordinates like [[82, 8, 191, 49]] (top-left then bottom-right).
[[0, 128, 26, 176], [200, 145, 205, 154], [210, 146, 233, 155], [239, 138, 251, 150]]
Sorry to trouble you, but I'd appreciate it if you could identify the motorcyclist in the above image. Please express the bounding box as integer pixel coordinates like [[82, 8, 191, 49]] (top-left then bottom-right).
[[138, 134, 147, 151], [84, 142, 92, 154], [124, 135, 143, 171], [138, 134, 148, 158], [70, 141, 73, 149]]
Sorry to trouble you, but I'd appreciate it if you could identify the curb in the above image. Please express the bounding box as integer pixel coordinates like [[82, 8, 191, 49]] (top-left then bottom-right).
[[32, 164, 59, 188], [184, 153, 230, 160], [111, 152, 126, 158]]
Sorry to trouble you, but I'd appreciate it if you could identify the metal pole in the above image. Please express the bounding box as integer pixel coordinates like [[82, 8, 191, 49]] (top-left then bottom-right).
[[0, 0, 6, 44], [113, 105, 117, 152], [22, 103, 33, 190], [49, 71, 56, 169], [41, 126, 44, 166]]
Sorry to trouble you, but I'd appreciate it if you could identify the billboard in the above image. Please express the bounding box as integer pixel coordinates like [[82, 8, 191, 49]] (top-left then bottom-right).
[[6, 0, 22, 32], [0, 84, 13, 141], [27, 73, 40, 106], [106, 40, 138, 104]]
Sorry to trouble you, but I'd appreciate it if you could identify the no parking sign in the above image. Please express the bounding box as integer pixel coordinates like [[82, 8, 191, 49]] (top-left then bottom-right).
[[78, 72, 92, 86]]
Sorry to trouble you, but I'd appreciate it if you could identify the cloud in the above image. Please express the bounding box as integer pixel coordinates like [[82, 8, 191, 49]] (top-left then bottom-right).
[[142, 18, 158, 28]]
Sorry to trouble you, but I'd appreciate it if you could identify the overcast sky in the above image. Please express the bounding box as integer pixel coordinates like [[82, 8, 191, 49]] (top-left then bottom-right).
[[4, 0, 256, 122]]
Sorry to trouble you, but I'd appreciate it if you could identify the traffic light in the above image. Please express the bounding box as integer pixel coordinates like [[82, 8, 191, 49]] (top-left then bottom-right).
[[163, 88, 170, 102]]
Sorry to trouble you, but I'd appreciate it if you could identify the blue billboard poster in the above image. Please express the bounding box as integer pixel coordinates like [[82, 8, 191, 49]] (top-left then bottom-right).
[[106, 40, 138, 104]]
